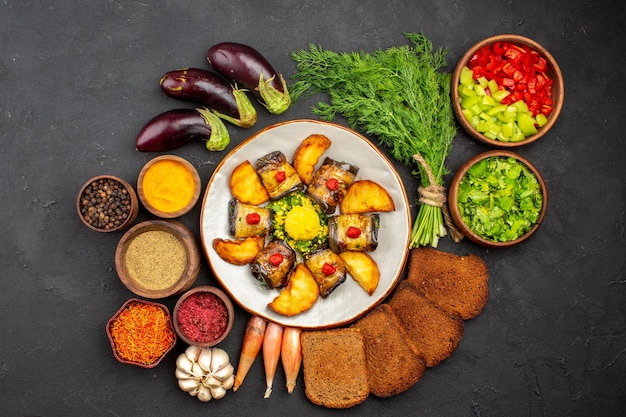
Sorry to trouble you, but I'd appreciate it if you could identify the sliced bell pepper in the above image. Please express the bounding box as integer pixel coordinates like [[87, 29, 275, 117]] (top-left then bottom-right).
[[466, 41, 554, 117]]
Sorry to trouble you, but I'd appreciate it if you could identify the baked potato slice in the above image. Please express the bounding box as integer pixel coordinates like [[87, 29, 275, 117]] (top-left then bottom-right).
[[230, 160, 270, 205], [338, 251, 380, 295], [268, 263, 320, 316], [340, 180, 395, 214], [293, 134, 332, 185], [212, 235, 265, 266]]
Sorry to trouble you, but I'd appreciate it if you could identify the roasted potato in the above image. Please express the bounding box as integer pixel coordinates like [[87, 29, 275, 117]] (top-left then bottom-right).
[[212, 235, 265, 266], [338, 251, 380, 295], [340, 180, 395, 214], [293, 134, 332, 184], [230, 160, 270, 205], [268, 263, 320, 316]]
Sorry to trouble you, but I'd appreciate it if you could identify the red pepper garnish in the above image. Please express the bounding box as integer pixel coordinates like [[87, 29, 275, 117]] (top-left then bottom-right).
[[246, 212, 261, 225], [274, 171, 286, 183], [269, 253, 284, 266], [321, 263, 336, 275], [346, 226, 361, 238], [326, 177, 339, 190], [467, 41, 554, 117]]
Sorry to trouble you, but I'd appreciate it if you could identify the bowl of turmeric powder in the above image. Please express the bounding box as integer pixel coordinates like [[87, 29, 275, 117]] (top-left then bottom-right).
[[106, 298, 177, 368], [137, 155, 201, 218], [115, 219, 201, 299]]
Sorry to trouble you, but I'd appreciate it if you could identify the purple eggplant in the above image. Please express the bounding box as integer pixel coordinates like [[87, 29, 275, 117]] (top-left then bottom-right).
[[160, 68, 257, 128], [207, 42, 291, 114], [135, 108, 229, 152]]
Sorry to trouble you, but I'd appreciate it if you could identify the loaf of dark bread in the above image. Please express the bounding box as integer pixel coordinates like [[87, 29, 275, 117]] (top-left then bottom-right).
[[406, 247, 489, 320], [351, 304, 426, 397], [388, 282, 464, 367], [301, 328, 370, 408]]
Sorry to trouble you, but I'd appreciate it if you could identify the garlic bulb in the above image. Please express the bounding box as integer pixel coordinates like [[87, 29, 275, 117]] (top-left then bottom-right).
[[175, 345, 235, 402]]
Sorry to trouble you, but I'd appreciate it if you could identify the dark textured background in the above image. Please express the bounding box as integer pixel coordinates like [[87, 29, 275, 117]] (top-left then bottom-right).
[[1, 1, 624, 416]]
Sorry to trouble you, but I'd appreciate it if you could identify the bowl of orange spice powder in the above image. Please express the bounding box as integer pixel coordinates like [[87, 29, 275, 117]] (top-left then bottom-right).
[[106, 298, 177, 368], [137, 155, 201, 218]]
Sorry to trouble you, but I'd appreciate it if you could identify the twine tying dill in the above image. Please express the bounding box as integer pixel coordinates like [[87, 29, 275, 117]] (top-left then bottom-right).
[[413, 153, 464, 243]]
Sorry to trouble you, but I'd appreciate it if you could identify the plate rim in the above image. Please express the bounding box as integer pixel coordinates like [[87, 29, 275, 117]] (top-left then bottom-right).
[[199, 118, 411, 329]]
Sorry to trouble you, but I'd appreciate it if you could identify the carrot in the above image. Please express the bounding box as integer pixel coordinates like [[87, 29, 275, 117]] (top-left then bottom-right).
[[233, 315, 267, 392], [281, 327, 302, 394], [262, 321, 283, 398]]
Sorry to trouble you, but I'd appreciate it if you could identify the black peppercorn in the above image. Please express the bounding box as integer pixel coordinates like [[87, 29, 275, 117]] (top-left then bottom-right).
[[79, 177, 133, 230]]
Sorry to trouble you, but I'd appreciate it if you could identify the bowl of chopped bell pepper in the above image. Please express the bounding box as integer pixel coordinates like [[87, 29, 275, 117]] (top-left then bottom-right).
[[448, 150, 548, 248], [451, 34, 564, 147]]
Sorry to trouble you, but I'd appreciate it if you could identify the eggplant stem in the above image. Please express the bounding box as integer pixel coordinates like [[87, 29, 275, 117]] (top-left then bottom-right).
[[258, 73, 291, 115], [212, 87, 258, 128], [197, 108, 230, 151]]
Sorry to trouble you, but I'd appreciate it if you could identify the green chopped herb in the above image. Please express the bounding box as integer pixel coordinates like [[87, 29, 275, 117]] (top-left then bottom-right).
[[290, 33, 458, 247], [457, 156, 543, 242]]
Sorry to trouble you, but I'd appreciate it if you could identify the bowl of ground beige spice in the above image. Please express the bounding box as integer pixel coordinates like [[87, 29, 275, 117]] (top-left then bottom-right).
[[115, 220, 201, 299]]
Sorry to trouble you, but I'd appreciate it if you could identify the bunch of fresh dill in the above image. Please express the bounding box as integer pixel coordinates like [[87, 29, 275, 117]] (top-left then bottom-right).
[[290, 32, 460, 247]]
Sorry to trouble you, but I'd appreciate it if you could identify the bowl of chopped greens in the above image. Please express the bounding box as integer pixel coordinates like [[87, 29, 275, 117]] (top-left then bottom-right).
[[448, 150, 547, 247], [451, 34, 564, 147]]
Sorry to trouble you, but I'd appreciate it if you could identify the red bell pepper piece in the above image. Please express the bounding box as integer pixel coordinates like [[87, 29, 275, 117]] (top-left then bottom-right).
[[466, 40, 554, 117]]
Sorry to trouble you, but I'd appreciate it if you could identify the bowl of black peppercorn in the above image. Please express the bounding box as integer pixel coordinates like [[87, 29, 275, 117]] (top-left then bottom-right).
[[77, 175, 139, 233]]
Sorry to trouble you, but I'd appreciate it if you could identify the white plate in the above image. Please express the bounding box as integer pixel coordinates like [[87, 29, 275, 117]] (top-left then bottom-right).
[[200, 119, 411, 329]]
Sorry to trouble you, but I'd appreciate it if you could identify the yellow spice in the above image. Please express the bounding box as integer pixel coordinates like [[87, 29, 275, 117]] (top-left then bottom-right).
[[284, 205, 322, 241], [142, 160, 195, 213]]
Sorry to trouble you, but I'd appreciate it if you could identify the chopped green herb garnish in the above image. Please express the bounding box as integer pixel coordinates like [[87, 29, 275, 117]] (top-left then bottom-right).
[[457, 156, 543, 242]]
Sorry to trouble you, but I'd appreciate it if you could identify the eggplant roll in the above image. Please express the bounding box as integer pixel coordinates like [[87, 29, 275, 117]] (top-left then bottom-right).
[[306, 157, 359, 214], [304, 248, 347, 297], [328, 213, 380, 253], [228, 198, 273, 238], [256, 151, 305, 200], [250, 239, 296, 289]]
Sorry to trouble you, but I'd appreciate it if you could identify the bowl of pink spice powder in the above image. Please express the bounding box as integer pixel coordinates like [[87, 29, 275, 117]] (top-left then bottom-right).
[[173, 286, 235, 347]]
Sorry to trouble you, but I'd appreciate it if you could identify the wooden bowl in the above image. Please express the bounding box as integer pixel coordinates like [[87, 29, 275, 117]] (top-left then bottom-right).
[[137, 155, 201, 218], [451, 34, 564, 147], [448, 150, 548, 248], [106, 298, 177, 368], [173, 286, 235, 348], [76, 175, 138, 232], [115, 220, 201, 298]]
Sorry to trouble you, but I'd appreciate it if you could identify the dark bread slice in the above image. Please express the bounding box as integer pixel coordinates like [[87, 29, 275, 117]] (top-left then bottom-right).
[[301, 328, 370, 408], [351, 304, 426, 397], [388, 282, 464, 367], [406, 247, 488, 320]]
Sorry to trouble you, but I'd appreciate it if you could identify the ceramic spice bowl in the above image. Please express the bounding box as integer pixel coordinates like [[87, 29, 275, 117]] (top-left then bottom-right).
[[76, 175, 139, 233], [106, 298, 177, 368], [115, 220, 201, 299], [173, 286, 235, 348], [448, 150, 548, 248], [451, 34, 564, 147]]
